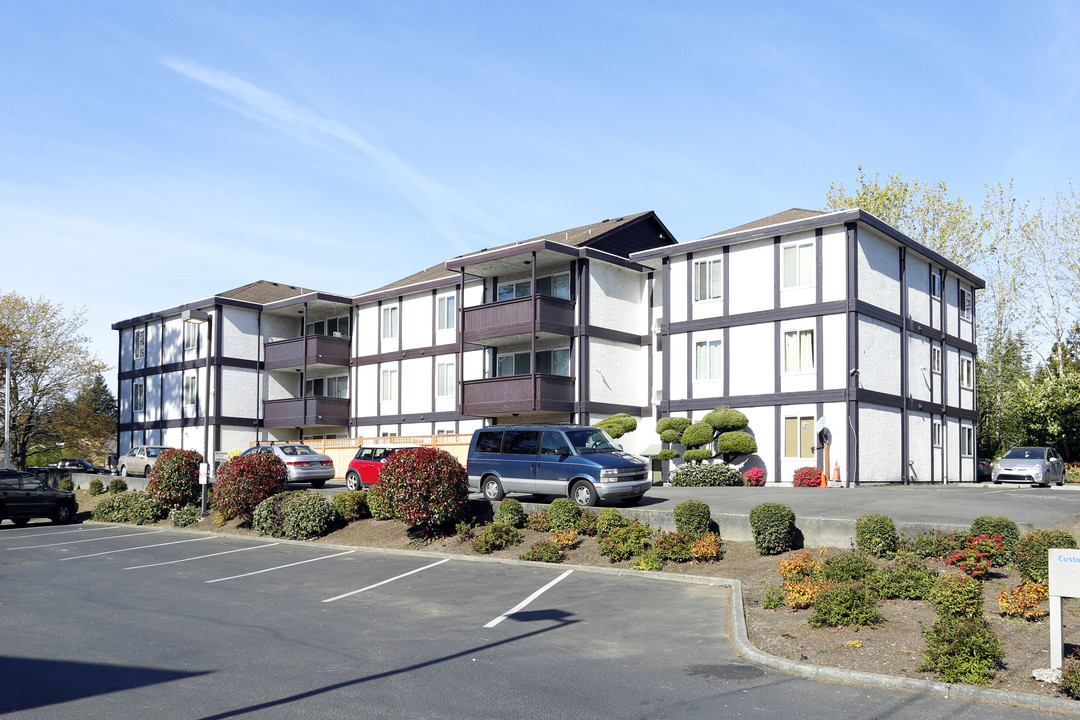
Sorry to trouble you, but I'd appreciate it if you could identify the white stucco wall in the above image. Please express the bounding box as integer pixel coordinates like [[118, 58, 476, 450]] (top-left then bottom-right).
[[668, 255, 690, 323], [820, 225, 847, 303], [222, 307, 260, 359], [666, 332, 689, 402], [590, 263, 648, 334], [262, 312, 299, 344], [907, 412, 933, 483], [857, 317, 900, 394], [857, 227, 900, 314], [858, 404, 902, 482], [401, 292, 433, 350], [221, 367, 259, 418], [728, 323, 774, 396], [728, 239, 774, 314], [354, 304, 379, 357], [821, 314, 848, 390], [400, 356, 432, 414], [907, 334, 932, 401], [779, 230, 816, 309], [906, 254, 931, 326], [589, 338, 646, 406]]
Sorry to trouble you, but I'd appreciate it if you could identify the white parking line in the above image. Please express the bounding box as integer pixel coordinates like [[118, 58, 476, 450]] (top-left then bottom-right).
[[483, 570, 574, 628], [205, 549, 355, 583], [0, 526, 114, 540], [8, 529, 166, 550], [125, 542, 281, 569], [321, 558, 450, 603], [60, 535, 213, 561]]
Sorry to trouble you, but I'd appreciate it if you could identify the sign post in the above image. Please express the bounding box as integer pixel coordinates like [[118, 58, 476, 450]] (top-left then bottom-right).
[[1048, 548, 1080, 669]]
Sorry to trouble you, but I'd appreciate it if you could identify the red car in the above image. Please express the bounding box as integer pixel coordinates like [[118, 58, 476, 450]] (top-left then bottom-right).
[[345, 445, 419, 491]]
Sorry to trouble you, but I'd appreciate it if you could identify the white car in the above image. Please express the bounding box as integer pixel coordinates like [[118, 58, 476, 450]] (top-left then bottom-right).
[[239, 444, 335, 488], [118, 445, 171, 477], [992, 447, 1065, 487]]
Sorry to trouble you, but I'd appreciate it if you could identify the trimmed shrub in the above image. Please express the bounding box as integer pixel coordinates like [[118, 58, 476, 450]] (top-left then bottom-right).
[[1062, 660, 1080, 699], [777, 550, 821, 581], [88, 478, 104, 496], [598, 522, 654, 562], [946, 535, 1005, 579], [670, 462, 741, 487], [792, 466, 822, 487], [821, 553, 877, 583], [595, 508, 631, 538], [856, 514, 898, 558], [1015, 529, 1078, 583], [108, 478, 128, 494], [703, 406, 749, 432], [969, 516, 1019, 565], [762, 586, 786, 610], [867, 557, 938, 600], [549, 530, 579, 550], [472, 523, 523, 554], [809, 581, 883, 629], [919, 616, 1003, 685], [681, 422, 715, 448], [91, 491, 165, 525], [331, 490, 369, 522], [596, 413, 636, 439], [59, 478, 74, 491], [749, 503, 796, 556], [575, 509, 598, 536], [146, 448, 202, 510], [997, 580, 1049, 620], [715, 431, 757, 458], [212, 452, 288, 524], [657, 448, 681, 460], [367, 484, 394, 520], [526, 509, 552, 532], [252, 491, 338, 541], [379, 447, 468, 535], [634, 550, 664, 571], [690, 532, 724, 561], [682, 448, 714, 463], [493, 498, 526, 528], [656, 416, 691, 436], [520, 540, 564, 563], [652, 531, 695, 563], [783, 578, 832, 609], [659, 430, 681, 444], [169, 503, 201, 528], [929, 572, 984, 619], [547, 498, 581, 532], [742, 467, 766, 486], [898, 529, 964, 559], [673, 500, 711, 537]]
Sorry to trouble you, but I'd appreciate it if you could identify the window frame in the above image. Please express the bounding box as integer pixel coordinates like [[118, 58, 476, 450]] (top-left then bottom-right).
[[381, 306, 398, 340], [183, 375, 197, 408], [959, 288, 972, 321], [184, 321, 199, 351], [436, 358, 455, 397], [380, 368, 397, 402], [783, 415, 815, 459], [960, 356, 974, 389], [693, 258, 723, 302], [782, 328, 815, 375], [133, 380, 145, 412], [961, 426, 974, 457], [134, 328, 146, 359], [931, 345, 942, 374], [781, 240, 814, 290], [693, 338, 723, 381], [437, 295, 456, 331], [932, 420, 943, 447], [930, 271, 942, 299], [535, 347, 571, 376]]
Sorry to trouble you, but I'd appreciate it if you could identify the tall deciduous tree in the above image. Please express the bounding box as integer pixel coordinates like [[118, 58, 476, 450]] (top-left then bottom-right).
[[0, 291, 107, 469], [52, 373, 117, 465]]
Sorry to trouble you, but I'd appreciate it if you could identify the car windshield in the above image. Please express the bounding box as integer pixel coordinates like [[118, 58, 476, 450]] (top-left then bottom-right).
[[1002, 447, 1047, 460], [564, 428, 618, 454], [146, 447, 164, 458], [281, 445, 317, 456]]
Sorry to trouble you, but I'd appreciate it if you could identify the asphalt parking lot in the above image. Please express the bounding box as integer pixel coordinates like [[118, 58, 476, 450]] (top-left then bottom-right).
[[1, 520, 1071, 719]]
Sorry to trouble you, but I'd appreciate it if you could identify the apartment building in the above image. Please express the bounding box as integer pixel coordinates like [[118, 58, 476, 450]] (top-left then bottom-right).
[[113, 207, 983, 484]]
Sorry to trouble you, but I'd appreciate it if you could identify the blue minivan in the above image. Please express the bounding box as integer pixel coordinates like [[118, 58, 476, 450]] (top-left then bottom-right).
[[466, 425, 651, 506]]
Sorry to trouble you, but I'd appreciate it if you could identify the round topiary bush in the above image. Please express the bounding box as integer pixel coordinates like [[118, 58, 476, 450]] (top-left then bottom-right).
[[91, 491, 165, 525], [252, 490, 338, 540], [548, 498, 581, 532], [656, 416, 691, 436], [657, 449, 681, 461], [88, 478, 104, 496], [792, 466, 822, 487], [929, 572, 984, 618], [596, 413, 637, 439], [749, 503, 796, 556], [108, 478, 128, 494], [147, 448, 203, 510], [212, 452, 289, 524], [682, 448, 714, 463], [715, 431, 757, 457], [1015, 529, 1078, 583], [969, 516, 1020, 566], [809, 581, 883, 629], [494, 498, 527, 528], [856, 514, 898, 558], [821, 553, 877, 582], [673, 500, 711, 537], [703, 407, 748, 432], [681, 422, 715, 449], [378, 447, 468, 536], [331, 490, 369, 522], [670, 462, 742, 487], [659, 429, 681, 444]]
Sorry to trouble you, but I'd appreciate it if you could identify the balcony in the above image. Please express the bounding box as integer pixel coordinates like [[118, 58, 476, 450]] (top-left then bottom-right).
[[461, 374, 575, 416], [462, 296, 575, 345], [264, 396, 350, 428], [265, 335, 350, 372]]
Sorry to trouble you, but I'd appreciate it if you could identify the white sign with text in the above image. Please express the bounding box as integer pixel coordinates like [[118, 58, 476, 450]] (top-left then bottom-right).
[[1048, 548, 1080, 669]]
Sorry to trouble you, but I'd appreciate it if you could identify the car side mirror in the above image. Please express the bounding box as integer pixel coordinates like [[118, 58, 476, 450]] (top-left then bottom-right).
[[557, 446, 571, 456]]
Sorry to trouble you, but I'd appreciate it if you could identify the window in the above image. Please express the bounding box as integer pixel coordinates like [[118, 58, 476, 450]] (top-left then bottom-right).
[[960, 356, 974, 389], [782, 241, 814, 289], [503, 430, 539, 454], [932, 420, 943, 447], [959, 288, 972, 321], [437, 295, 456, 330], [961, 426, 974, 456], [497, 280, 531, 302], [381, 306, 398, 340], [184, 321, 199, 351], [134, 329, 145, 359], [497, 272, 571, 302], [783, 329, 815, 374], [307, 375, 347, 398], [307, 315, 350, 337], [694, 339, 722, 381], [183, 375, 197, 407], [436, 359, 455, 397], [693, 258, 723, 302], [496, 352, 531, 377], [931, 345, 942, 373], [930, 271, 942, 299], [784, 416, 815, 458], [536, 348, 570, 376], [134, 380, 145, 412], [381, 368, 397, 401]]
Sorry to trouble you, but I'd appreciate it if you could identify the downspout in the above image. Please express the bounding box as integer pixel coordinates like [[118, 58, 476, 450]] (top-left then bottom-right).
[[302, 302, 308, 439], [458, 268, 465, 420], [530, 250, 537, 412], [900, 248, 909, 484], [940, 270, 949, 483], [257, 310, 263, 441]]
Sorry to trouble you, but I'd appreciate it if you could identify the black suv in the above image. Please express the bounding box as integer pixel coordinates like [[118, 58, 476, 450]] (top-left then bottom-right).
[[0, 470, 79, 526]]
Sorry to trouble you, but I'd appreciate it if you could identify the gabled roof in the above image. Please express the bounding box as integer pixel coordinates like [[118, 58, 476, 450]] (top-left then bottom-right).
[[704, 208, 824, 238], [217, 280, 317, 304]]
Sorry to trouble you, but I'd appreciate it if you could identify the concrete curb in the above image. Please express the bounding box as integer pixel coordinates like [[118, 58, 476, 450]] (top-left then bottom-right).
[[85, 520, 1080, 712]]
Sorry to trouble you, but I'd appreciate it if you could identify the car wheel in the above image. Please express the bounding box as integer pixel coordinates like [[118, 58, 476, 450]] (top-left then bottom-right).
[[52, 503, 75, 525], [120, 465, 129, 477], [482, 476, 505, 501], [992, 478, 1001, 484], [345, 471, 361, 491], [621, 494, 645, 506], [571, 481, 598, 507], [12, 518, 30, 527], [309, 480, 326, 489], [143, 465, 152, 477]]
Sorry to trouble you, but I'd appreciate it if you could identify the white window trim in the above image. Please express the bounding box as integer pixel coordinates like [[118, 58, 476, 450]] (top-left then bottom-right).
[[932, 420, 943, 447], [381, 306, 398, 340], [437, 295, 456, 331], [184, 322, 198, 351], [931, 345, 942, 374], [381, 368, 397, 402], [183, 375, 197, 408], [930, 271, 942, 299], [496, 271, 571, 302], [960, 426, 974, 456], [693, 258, 722, 303], [693, 338, 723, 381], [959, 288, 972, 321], [134, 329, 146, 359], [781, 240, 815, 290], [782, 327, 815, 375], [960, 356, 974, 389], [436, 359, 455, 397], [783, 415, 815, 459]]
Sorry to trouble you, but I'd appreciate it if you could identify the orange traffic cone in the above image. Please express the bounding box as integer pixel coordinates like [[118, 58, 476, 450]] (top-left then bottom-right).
[[820, 469, 828, 487], [832, 461, 840, 486]]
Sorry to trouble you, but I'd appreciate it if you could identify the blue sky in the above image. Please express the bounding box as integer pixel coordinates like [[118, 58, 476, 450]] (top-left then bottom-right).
[[2, 1, 1078, 388]]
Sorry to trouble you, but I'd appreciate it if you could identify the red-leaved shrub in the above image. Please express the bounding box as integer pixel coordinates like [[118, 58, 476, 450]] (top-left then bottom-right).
[[792, 466, 823, 487], [378, 447, 468, 536], [743, 467, 766, 486], [146, 448, 203, 509], [212, 452, 288, 524]]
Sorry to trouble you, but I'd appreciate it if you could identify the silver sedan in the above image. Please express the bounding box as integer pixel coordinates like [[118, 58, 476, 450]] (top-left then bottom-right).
[[239, 444, 336, 488], [991, 446, 1065, 487]]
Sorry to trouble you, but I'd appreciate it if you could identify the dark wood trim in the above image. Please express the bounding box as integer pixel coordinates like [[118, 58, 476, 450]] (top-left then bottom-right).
[[354, 275, 465, 305], [578, 258, 590, 422], [661, 258, 671, 416], [576, 401, 651, 417], [671, 300, 848, 335], [900, 247, 909, 483], [118, 356, 258, 381], [351, 410, 470, 426], [582, 325, 649, 346], [112, 296, 264, 330], [119, 415, 259, 433], [847, 222, 859, 485], [351, 343, 465, 367]]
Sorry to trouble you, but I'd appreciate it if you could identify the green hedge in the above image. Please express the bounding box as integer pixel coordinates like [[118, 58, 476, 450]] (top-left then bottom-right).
[[749, 503, 796, 555]]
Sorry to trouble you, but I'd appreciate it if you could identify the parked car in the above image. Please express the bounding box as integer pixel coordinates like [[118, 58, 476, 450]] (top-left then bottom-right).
[[976, 458, 992, 483], [53, 458, 112, 475], [239, 443, 335, 488], [345, 445, 420, 491], [467, 425, 651, 507], [117, 445, 171, 477], [992, 447, 1065, 487], [0, 470, 78, 525]]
